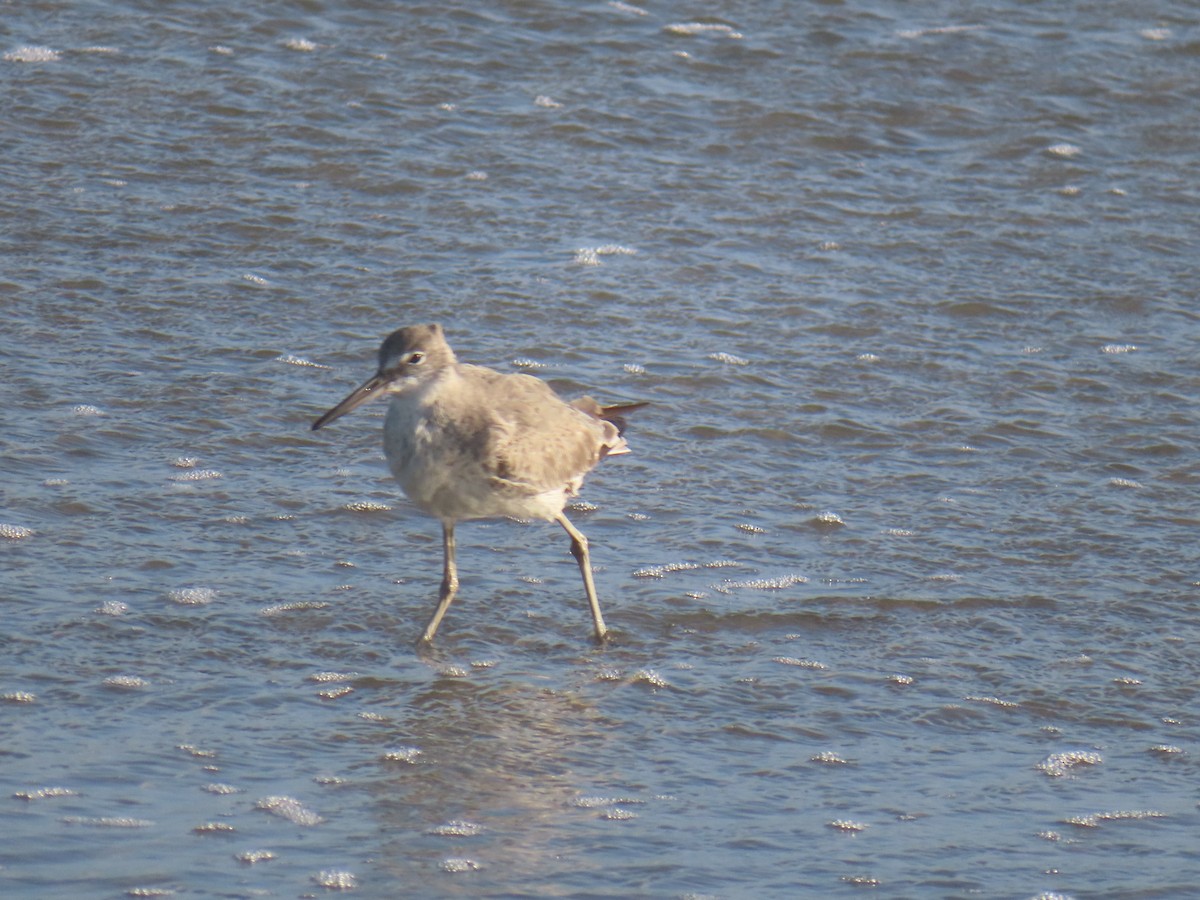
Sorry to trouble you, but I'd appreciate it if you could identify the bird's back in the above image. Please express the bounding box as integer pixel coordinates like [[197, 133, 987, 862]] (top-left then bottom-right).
[[384, 363, 625, 522]]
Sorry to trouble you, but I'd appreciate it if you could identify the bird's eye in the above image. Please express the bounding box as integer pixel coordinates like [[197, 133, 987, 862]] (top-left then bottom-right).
[[408, 351, 425, 365]]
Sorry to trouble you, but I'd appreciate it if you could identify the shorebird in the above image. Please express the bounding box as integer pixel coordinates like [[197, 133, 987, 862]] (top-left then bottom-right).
[[311, 323, 645, 644]]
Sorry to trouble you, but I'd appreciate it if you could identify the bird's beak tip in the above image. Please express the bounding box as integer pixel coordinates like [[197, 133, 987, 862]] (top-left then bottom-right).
[[311, 374, 385, 432]]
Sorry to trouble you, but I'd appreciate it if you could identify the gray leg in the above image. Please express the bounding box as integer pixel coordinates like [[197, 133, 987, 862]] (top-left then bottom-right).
[[556, 513, 609, 642], [420, 521, 459, 643]]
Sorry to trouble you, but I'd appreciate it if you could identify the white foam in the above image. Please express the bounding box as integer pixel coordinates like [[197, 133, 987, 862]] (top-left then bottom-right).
[[707, 351, 749, 366], [429, 820, 484, 836], [168, 586, 216, 606], [716, 573, 808, 592], [381, 746, 422, 764], [312, 870, 357, 890], [1046, 142, 1082, 158], [1037, 750, 1102, 777], [236, 850, 276, 864], [275, 354, 331, 369], [773, 657, 828, 669], [4, 46, 61, 62], [897, 25, 983, 39], [664, 23, 744, 39], [103, 675, 149, 689], [256, 795, 323, 826], [572, 244, 637, 266], [170, 468, 223, 482]]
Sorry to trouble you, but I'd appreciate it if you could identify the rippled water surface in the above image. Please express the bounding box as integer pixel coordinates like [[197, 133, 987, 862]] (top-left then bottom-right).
[[4, 1, 1199, 897]]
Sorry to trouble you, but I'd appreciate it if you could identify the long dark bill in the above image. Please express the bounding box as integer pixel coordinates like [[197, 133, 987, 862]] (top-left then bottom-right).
[[311, 374, 387, 431]]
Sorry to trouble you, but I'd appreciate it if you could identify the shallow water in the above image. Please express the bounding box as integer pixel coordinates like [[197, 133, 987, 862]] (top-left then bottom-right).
[[3, 1, 1199, 897]]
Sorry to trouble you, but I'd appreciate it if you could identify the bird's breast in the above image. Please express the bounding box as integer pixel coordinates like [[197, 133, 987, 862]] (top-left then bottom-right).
[[382, 395, 438, 482]]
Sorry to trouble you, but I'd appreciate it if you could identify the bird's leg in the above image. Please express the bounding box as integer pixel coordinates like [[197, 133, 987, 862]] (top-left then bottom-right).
[[420, 521, 459, 643], [556, 513, 609, 642]]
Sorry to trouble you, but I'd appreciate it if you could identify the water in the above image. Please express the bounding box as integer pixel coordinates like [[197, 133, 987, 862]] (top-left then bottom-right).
[[3, 1, 1199, 897]]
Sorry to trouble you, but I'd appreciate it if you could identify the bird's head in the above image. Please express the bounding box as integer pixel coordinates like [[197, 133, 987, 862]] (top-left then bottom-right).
[[311, 323, 455, 430]]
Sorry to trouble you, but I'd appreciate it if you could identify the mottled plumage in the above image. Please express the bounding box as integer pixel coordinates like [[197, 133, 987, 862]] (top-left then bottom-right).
[[312, 323, 645, 643]]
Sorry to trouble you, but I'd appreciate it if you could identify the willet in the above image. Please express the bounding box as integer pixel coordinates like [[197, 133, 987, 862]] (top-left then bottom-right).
[[312, 323, 646, 644]]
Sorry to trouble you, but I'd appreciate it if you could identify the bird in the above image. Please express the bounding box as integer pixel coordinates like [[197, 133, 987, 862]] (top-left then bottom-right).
[[311, 323, 646, 644]]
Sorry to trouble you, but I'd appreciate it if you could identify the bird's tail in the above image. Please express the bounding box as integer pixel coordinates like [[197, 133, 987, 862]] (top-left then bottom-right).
[[571, 398, 649, 437], [572, 398, 649, 459]]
